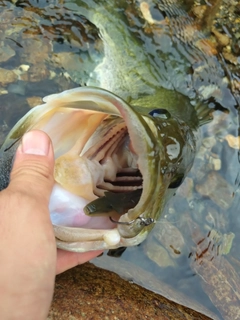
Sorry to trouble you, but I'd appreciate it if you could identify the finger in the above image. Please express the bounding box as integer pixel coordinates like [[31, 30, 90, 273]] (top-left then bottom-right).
[[56, 249, 103, 274], [9, 130, 55, 204]]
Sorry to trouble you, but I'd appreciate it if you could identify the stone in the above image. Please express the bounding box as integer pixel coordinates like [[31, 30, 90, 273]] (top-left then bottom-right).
[[0, 44, 15, 62], [48, 263, 214, 320], [0, 68, 17, 86]]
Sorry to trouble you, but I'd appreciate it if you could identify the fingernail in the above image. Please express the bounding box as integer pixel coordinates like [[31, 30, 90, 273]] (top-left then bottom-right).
[[21, 131, 50, 156]]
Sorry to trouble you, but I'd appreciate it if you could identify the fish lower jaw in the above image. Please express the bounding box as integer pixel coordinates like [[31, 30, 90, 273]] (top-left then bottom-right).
[[50, 183, 146, 252], [54, 225, 121, 251], [54, 226, 148, 253], [50, 183, 124, 250]]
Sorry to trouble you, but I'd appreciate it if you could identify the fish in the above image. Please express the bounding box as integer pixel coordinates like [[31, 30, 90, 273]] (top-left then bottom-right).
[[0, 86, 205, 252], [0, 0, 214, 252]]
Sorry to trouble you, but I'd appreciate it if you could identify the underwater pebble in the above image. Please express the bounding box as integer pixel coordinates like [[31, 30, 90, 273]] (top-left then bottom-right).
[[145, 241, 176, 268], [208, 230, 235, 255], [196, 171, 234, 210], [202, 136, 216, 150], [27, 96, 43, 108], [205, 206, 220, 229], [13, 65, 31, 82], [191, 158, 211, 183], [177, 177, 194, 199], [0, 88, 8, 95], [49, 70, 57, 80], [212, 28, 230, 47], [53, 52, 82, 73], [0, 45, 15, 63], [209, 155, 221, 171], [207, 111, 232, 137], [225, 134, 240, 149], [223, 50, 239, 65], [140, 2, 156, 25], [0, 68, 17, 86], [8, 83, 26, 96], [19, 64, 30, 72], [192, 5, 207, 20], [153, 221, 185, 259], [20, 37, 51, 65], [20, 64, 50, 82], [190, 197, 225, 229]]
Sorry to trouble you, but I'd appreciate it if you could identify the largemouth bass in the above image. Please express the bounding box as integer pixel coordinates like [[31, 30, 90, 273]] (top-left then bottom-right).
[[0, 0, 214, 252]]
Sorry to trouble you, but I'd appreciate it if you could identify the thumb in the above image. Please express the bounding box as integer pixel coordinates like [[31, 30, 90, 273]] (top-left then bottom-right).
[[9, 130, 55, 204]]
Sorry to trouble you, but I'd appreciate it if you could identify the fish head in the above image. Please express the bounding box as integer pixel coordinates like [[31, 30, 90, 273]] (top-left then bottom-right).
[[0, 87, 197, 252]]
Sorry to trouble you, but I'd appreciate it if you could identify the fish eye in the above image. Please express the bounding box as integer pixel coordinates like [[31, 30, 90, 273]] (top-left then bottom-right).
[[149, 108, 171, 119]]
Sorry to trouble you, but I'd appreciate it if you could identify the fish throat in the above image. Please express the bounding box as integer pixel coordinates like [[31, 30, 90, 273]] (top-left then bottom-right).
[[53, 114, 143, 231], [83, 117, 142, 197]]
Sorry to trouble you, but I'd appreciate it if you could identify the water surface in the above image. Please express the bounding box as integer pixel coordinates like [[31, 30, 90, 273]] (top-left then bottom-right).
[[0, 1, 240, 319]]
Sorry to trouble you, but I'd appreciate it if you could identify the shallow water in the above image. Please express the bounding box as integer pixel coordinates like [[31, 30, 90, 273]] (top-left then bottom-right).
[[0, 1, 240, 320]]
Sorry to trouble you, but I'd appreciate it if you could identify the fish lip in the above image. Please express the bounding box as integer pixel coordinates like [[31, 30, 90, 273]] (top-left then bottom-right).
[[48, 87, 160, 251], [54, 225, 150, 253]]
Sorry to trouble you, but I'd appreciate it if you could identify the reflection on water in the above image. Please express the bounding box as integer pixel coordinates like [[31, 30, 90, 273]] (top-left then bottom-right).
[[0, 1, 240, 319], [0, 0, 101, 145]]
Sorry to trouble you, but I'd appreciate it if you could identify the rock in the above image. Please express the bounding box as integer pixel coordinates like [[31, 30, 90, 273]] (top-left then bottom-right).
[[225, 134, 240, 149], [153, 221, 185, 259], [20, 64, 50, 82], [212, 27, 230, 47], [177, 177, 194, 199], [0, 92, 30, 127], [0, 44, 15, 62], [0, 68, 17, 86], [20, 37, 52, 65], [0, 88, 8, 95], [145, 241, 176, 268], [48, 263, 214, 320], [26, 96, 43, 108], [208, 155, 221, 171], [8, 83, 26, 96], [189, 221, 240, 320], [196, 171, 234, 210]]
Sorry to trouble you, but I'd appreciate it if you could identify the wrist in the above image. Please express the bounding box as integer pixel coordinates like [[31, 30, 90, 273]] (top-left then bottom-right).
[[0, 256, 55, 320]]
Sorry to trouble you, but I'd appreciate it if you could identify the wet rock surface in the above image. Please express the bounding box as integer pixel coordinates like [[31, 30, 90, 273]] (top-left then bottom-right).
[[48, 263, 213, 320]]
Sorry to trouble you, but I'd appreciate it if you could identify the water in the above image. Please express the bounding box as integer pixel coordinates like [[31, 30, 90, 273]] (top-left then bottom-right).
[[0, 1, 240, 319]]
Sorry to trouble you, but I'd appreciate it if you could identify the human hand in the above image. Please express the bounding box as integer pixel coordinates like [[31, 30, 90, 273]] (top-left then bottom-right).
[[0, 130, 102, 319]]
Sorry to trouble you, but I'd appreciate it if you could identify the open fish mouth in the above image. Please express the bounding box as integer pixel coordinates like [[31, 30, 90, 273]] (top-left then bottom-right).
[[46, 88, 158, 252], [0, 86, 200, 252], [0, 87, 160, 252]]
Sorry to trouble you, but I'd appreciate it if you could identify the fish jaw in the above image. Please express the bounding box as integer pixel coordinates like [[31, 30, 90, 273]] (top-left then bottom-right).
[[54, 225, 150, 252]]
